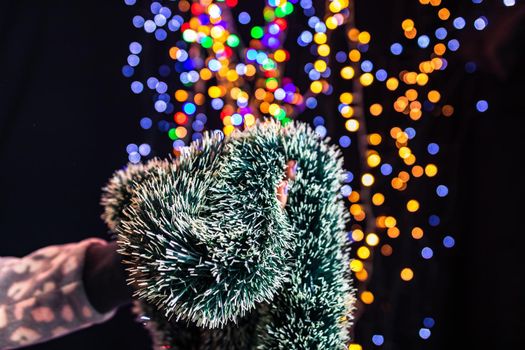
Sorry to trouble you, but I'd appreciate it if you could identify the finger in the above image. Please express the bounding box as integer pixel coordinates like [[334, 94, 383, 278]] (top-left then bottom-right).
[[286, 160, 297, 181], [276, 180, 289, 208]]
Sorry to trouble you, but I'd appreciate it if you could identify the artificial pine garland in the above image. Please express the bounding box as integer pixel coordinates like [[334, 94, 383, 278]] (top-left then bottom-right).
[[101, 120, 355, 349]]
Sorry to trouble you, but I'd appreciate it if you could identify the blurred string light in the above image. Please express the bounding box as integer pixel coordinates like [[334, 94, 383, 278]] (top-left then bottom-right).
[[115, 0, 502, 348]]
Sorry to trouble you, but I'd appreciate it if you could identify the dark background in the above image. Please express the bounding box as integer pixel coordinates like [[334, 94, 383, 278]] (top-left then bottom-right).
[[1, 1, 524, 349]]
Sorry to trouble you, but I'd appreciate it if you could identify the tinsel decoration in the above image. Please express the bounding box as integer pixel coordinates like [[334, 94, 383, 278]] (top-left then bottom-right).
[[101, 120, 355, 349]]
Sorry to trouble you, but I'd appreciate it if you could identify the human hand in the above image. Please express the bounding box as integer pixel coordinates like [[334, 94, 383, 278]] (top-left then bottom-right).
[[276, 160, 297, 208]]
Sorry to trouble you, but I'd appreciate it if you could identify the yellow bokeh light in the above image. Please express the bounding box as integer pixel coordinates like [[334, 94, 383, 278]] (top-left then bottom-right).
[[366, 233, 379, 247], [407, 199, 420, 212], [230, 87, 241, 100], [402, 19, 415, 31], [341, 66, 355, 80], [360, 73, 374, 86], [425, 164, 438, 177], [386, 77, 399, 91], [266, 79, 279, 91], [349, 49, 361, 62], [361, 173, 375, 187], [358, 31, 371, 44], [212, 42, 225, 54], [385, 216, 397, 228], [340, 105, 354, 118], [357, 246, 371, 259], [352, 229, 364, 241], [314, 60, 327, 72], [245, 64, 256, 76], [255, 88, 266, 101], [419, 61, 434, 73], [404, 154, 416, 165], [329, 0, 347, 13], [405, 89, 418, 101], [432, 57, 444, 70], [345, 119, 359, 132], [367, 153, 381, 167], [175, 126, 187, 138], [372, 193, 385, 206], [269, 103, 281, 116], [175, 89, 189, 102], [350, 204, 363, 216], [318, 44, 330, 57], [361, 291, 374, 304], [274, 49, 287, 63], [410, 108, 422, 120], [403, 72, 418, 84], [399, 147, 412, 159], [396, 131, 409, 143], [370, 103, 383, 116], [394, 98, 408, 113], [340, 92, 354, 104], [428, 90, 441, 103], [310, 81, 323, 94], [401, 268, 414, 281], [200, 68, 212, 80], [210, 25, 224, 39], [350, 259, 364, 272], [368, 133, 382, 145], [226, 69, 238, 82], [208, 86, 222, 98], [326, 16, 339, 30], [223, 124, 235, 136], [244, 114, 255, 127], [349, 344, 363, 350], [314, 32, 327, 45]]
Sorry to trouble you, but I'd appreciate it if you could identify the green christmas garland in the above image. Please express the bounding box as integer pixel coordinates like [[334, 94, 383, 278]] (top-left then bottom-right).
[[101, 120, 355, 349]]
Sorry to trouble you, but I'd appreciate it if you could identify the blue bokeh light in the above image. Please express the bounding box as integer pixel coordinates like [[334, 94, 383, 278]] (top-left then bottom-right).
[[421, 247, 433, 259], [390, 43, 403, 55], [372, 335, 384, 346], [476, 100, 489, 112], [443, 236, 455, 248], [381, 163, 393, 176], [339, 135, 351, 148], [436, 185, 449, 197], [419, 328, 431, 340], [140, 117, 152, 130]]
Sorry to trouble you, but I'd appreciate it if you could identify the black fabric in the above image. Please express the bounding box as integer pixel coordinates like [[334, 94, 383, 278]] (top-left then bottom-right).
[[83, 241, 133, 314]]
